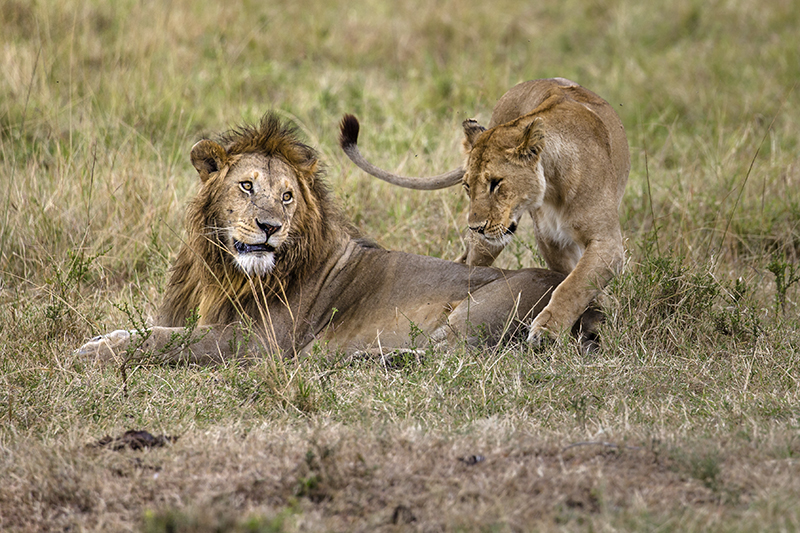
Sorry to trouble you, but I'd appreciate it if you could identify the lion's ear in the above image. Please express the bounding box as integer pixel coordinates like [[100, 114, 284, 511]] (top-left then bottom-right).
[[293, 149, 320, 183], [191, 140, 228, 182], [302, 159, 319, 177], [512, 117, 545, 163], [462, 119, 486, 151]]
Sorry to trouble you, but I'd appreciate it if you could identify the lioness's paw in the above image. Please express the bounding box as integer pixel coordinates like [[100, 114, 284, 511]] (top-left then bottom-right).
[[527, 308, 560, 349], [76, 329, 133, 361], [527, 308, 550, 339], [526, 325, 554, 349]]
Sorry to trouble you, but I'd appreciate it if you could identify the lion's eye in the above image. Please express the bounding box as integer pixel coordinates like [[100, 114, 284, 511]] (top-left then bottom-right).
[[239, 181, 253, 193], [462, 182, 470, 193], [489, 179, 502, 193], [282, 191, 293, 203]]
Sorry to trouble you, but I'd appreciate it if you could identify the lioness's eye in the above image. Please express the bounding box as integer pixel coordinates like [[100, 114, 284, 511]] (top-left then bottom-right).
[[239, 181, 253, 193], [282, 191, 293, 203], [489, 179, 502, 193], [462, 182, 470, 193]]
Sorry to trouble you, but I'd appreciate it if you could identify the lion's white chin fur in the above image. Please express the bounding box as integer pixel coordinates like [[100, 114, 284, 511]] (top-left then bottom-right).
[[235, 252, 276, 277]]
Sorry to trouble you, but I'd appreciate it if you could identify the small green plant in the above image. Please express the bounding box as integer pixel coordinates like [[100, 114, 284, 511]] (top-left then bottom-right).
[[157, 307, 208, 363], [690, 450, 722, 492], [115, 301, 152, 346], [292, 376, 318, 414], [295, 445, 336, 502], [566, 394, 597, 431], [63, 247, 104, 290], [228, 315, 255, 358], [711, 276, 762, 341], [766, 251, 800, 315], [408, 319, 423, 350]]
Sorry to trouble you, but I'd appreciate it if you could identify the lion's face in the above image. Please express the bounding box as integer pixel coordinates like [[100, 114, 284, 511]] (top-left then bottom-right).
[[191, 140, 309, 278], [461, 117, 547, 247], [217, 154, 302, 277]]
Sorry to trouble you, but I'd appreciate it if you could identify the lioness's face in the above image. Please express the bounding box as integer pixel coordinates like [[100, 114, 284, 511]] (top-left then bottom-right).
[[217, 153, 302, 276], [463, 152, 529, 246], [462, 118, 547, 246]]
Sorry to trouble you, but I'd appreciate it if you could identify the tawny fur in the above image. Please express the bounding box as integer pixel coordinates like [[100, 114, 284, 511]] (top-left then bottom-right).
[[340, 78, 629, 342], [78, 112, 603, 364]]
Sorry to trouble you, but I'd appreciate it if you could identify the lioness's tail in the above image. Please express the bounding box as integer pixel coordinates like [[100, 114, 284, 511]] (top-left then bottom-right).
[[338, 113, 464, 191], [339, 113, 361, 149]]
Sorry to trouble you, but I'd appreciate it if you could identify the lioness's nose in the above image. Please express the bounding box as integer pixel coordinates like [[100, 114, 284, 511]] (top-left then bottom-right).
[[256, 219, 282, 238], [468, 221, 486, 234]]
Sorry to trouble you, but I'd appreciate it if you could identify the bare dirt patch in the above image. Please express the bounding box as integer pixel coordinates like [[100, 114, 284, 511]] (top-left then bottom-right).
[[91, 430, 179, 451]]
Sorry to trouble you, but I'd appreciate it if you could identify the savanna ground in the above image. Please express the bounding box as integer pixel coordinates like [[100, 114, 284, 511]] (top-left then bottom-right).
[[2, 0, 799, 531]]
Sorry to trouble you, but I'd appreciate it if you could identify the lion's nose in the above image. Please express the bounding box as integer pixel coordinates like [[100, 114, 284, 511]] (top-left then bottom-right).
[[256, 219, 282, 238]]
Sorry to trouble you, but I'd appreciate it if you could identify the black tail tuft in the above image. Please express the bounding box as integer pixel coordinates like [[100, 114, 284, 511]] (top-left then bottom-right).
[[339, 114, 360, 148]]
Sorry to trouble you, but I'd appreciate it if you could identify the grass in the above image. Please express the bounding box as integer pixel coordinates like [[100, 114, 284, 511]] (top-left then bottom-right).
[[2, 0, 800, 530]]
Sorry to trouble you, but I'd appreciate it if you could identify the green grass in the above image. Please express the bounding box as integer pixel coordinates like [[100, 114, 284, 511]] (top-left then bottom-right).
[[2, 0, 800, 530]]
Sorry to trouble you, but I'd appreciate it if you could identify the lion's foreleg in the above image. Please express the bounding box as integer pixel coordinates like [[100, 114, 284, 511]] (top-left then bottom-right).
[[77, 323, 264, 365], [76, 329, 135, 363]]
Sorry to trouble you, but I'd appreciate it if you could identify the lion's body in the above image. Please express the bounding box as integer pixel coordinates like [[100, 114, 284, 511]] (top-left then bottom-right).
[[79, 113, 599, 363], [340, 78, 629, 343]]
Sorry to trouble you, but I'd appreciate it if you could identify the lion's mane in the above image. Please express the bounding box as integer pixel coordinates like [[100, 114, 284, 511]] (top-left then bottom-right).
[[157, 114, 356, 328]]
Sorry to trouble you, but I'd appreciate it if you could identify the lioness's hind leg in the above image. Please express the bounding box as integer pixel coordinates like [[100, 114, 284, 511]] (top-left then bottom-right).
[[571, 304, 604, 354]]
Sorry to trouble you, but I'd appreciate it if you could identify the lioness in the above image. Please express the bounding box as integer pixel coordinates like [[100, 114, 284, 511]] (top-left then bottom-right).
[[339, 78, 629, 343], [78, 113, 600, 363]]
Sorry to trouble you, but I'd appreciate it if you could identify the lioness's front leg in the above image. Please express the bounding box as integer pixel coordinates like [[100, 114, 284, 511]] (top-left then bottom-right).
[[527, 236, 622, 343]]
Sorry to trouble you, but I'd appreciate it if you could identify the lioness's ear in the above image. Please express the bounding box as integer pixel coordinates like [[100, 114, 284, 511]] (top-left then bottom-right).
[[462, 119, 486, 151], [190, 140, 228, 182], [512, 117, 545, 162]]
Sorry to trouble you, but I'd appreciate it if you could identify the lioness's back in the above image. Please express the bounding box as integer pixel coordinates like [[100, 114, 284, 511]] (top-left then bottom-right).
[[490, 79, 596, 123], [490, 78, 629, 192]]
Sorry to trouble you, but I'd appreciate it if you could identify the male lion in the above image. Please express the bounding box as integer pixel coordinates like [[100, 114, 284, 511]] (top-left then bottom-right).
[[78, 113, 601, 364], [339, 78, 629, 344]]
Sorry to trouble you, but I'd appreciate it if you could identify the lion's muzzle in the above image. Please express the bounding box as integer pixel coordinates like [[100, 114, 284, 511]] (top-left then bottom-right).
[[233, 219, 282, 255], [233, 240, 276, 254], [469, 221, 487, 235]]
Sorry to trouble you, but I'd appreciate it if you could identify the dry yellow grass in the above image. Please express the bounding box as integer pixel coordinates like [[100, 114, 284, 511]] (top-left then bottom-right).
[[1, 0, 799, 530]]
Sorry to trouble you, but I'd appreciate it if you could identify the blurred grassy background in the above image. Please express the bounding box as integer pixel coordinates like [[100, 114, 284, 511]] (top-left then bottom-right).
[[3, 0, 798, 278], [1, 0, 799, 530]]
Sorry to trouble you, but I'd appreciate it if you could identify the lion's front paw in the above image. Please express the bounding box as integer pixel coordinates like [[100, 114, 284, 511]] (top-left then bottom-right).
[[76, 329, 133, 361]]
